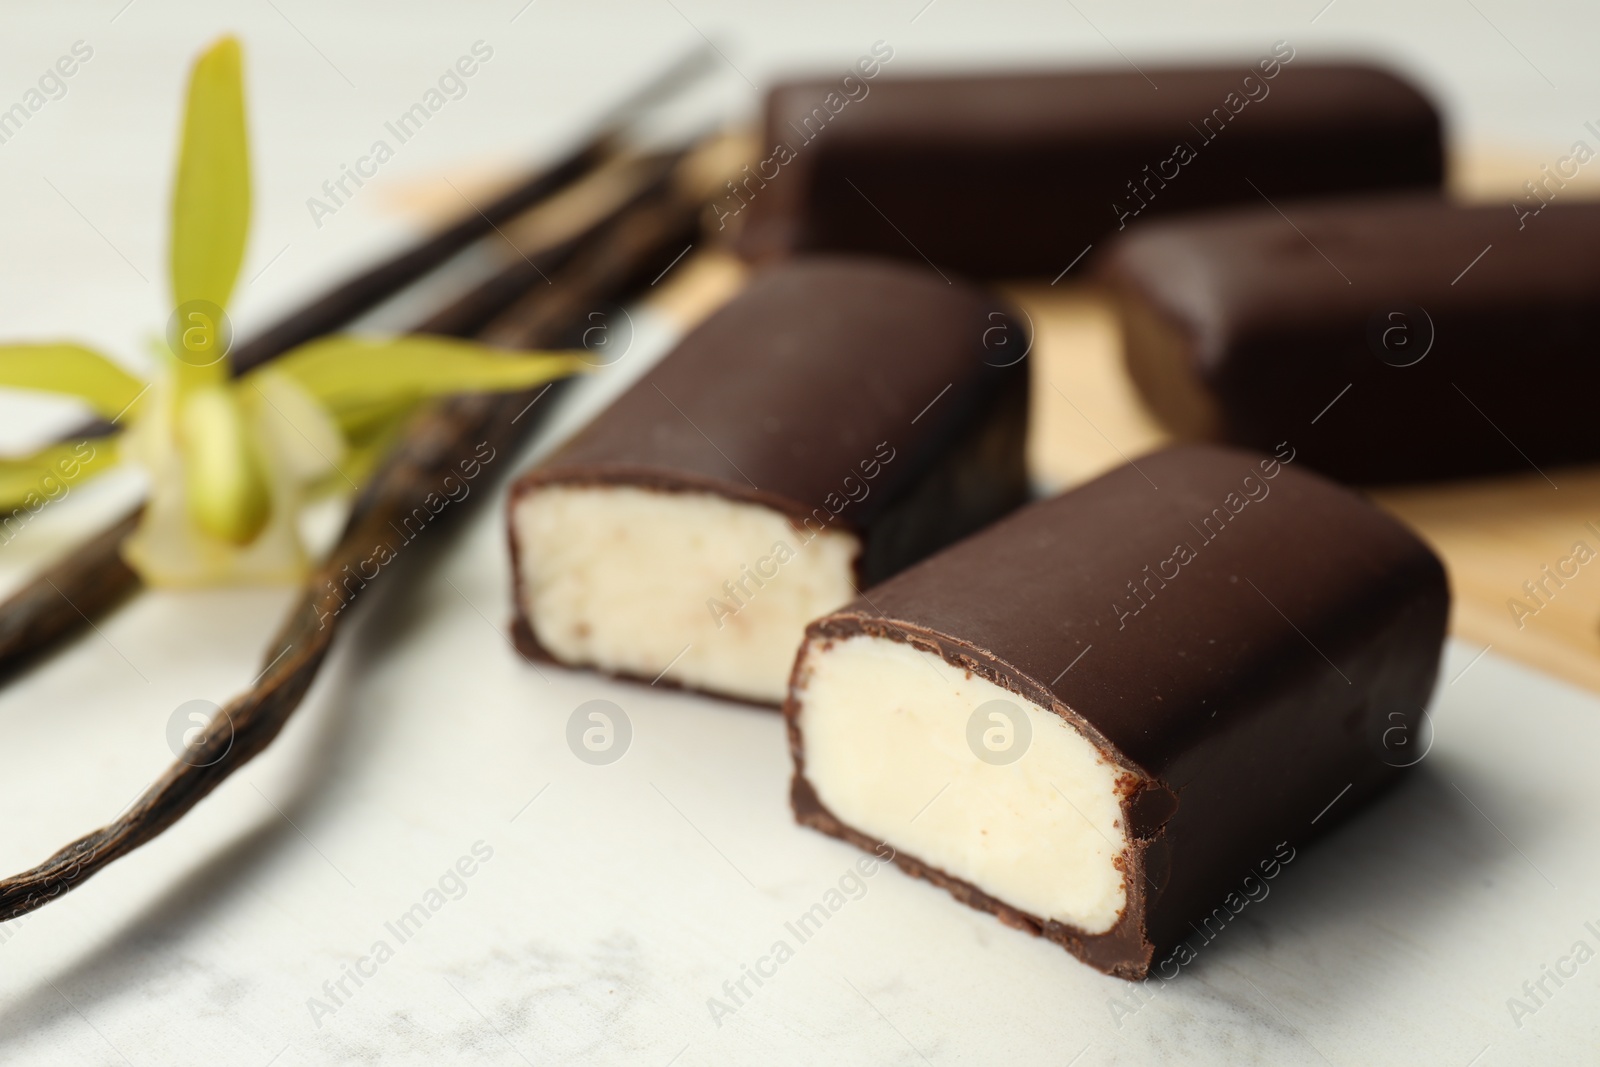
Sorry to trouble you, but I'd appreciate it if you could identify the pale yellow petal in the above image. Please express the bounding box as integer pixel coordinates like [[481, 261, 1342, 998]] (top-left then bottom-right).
[[270, 334, 586, 415], [171, 36, 250, 313], [246, 369, 348, 484], [0, 344, 146, 419], [0, 438, 118, 510]]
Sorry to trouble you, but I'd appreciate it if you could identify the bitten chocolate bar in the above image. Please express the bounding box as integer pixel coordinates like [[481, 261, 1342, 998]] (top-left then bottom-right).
[[735, 57, 1442, 277], [1101, 197, 1600, 482], [784, 444, 1448, 978], [508, 257, 1028, 704]]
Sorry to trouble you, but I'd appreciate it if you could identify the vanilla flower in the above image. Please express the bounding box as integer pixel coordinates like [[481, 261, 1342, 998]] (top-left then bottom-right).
[[0, 37, 582, 586]]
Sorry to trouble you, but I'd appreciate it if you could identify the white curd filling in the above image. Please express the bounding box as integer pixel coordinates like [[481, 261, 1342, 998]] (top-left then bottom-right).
[[795, 633, 1130, 933], [513, 484, 860, 704]]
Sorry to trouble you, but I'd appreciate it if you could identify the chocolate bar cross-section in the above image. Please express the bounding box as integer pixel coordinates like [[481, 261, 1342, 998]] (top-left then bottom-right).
[[785, 443, 1448, 977]]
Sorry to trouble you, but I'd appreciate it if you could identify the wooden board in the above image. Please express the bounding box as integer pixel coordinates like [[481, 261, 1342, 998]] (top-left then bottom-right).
[[645, 147, 1600, 694]]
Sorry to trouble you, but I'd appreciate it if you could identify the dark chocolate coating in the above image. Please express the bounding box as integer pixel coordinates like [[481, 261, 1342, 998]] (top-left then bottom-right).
[[737, 62, 1443, 278], [785, 443, 1449, 977], [508, 256, 1030, 687], [1102, 196, 1600, 483]]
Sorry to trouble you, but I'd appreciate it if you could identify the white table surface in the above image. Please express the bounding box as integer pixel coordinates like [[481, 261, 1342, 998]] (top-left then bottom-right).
[[2, 2, 1597, 1064]]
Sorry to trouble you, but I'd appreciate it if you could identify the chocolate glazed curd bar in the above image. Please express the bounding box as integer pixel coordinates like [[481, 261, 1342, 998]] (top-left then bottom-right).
[[507, 257, 1028, 704], [1101, 197, 1600, 483], [784, 444, 1449, 978], [735, 59, 1443, 278]]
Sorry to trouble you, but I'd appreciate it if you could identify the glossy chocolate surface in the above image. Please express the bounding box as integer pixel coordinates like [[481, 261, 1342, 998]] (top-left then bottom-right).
[[1103, 197, 1600, 482], [738, 63, 1442, 277], [786, 443, 1450, 976]]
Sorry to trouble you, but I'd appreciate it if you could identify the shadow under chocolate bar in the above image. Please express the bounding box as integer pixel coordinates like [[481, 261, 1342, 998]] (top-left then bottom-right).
[[737, 59, 1443, 278], [507, 256, 1029, 704]]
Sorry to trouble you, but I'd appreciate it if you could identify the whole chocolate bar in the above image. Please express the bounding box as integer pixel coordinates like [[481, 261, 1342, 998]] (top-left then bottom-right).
[[1102, 197, 1600, 482], [508, 257, 1028, 704], [734, 57, 1442, 277], [784, 443, 1448, 978]]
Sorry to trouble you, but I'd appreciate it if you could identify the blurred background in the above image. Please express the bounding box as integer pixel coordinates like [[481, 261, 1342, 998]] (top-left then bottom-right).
[[1, 0, 1591, 374]]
